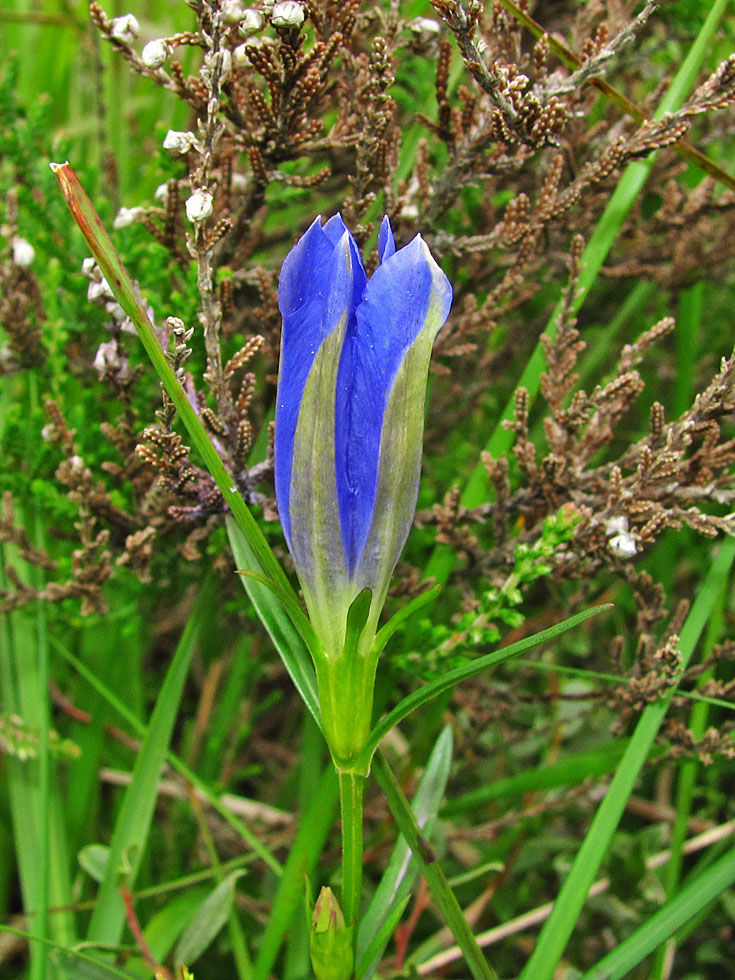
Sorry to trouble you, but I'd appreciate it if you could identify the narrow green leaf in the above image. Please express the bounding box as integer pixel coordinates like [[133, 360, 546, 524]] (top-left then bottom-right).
[[227, 517, 321, 729], [519, 538, 735, 980], [78, 845, 110, 884], [86, 578, 210, 945], [358, 604, 611, 772], [51, 637, 282, 875], [357, 726, 454, 980], [424, 0, 731, 588], [441, 739, 630, 816], [174, 871, 244, 968], [371, 585, 443, 658], [252, 766, 339, 980], [234, 566, 319, 654], [50, 162, 294, 606], [581, 846, 735, 980]]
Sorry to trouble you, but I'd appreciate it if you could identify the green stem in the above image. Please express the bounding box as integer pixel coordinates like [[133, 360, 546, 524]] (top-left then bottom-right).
[[339, 769, 365, 949]]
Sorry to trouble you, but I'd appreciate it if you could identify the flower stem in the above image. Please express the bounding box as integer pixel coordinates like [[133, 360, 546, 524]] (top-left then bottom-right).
[[339, 769, 365, 947]]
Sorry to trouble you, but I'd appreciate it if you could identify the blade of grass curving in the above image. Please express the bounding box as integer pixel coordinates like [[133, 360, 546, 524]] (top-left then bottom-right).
[[441, 739, 630, 817], [49, 163, 298, 612], [51, 637, 283, 875], [357, 726, 454, 979], [357, 604, 610, 773], [518, 536, 735, 980], [496, 0, 735, 192], [424, 0, 730, 587], [252, 765, 339, 980], [372, 586, 443, 658], [580, 846, 735, 980], [0, 924, 139, 980], [650, 553, 729, 980], [372, 750, 498, 980], [51, 161, 320, 729], [86, 574, 214, 946]]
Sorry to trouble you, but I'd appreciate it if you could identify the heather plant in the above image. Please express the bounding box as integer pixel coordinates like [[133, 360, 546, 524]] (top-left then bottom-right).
[[3, 2, 735, 980]]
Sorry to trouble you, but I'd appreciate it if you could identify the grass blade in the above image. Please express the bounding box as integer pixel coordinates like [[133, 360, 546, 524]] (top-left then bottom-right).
[[424, 0, 730, 587], [518, 537, 735, 980], [86, 576, 212, 946], [580, 846, 735, 980]]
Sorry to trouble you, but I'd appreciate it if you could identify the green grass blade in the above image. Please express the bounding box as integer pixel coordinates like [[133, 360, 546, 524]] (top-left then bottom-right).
[[424, 0, 730, 587], [518, 537, 735, 980], [49, 162, 297, 606], [86, 575, 212, 945], [252, 765, 339, 980], [357, 726, 454, 979], [580, 846, 735, 980], [441, 739, 630, 817], [51, 637, 283, 875], [372, 750, 499, 980], [358, 604, 610, 772]]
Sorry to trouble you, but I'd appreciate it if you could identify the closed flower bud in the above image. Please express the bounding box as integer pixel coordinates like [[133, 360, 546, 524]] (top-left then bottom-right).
[[409, 16, 441, 38], [12, 238, 35, 267], [163, 129, 198, 155], [141, 38, 171, 68], [185, 189, 214, 223], [110, 13, 139, 44], [275, 215, 451, 655], [239, 8, 264, 37], [222, 0, 246, 23], [309, 888, 353, 980], [113, 206, 144, 229], [609, 531, 637, 558], [272, 1, 305, 28]]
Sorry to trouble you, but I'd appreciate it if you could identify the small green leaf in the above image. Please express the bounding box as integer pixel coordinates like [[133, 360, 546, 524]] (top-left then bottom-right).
[[371, 585, 442, 658], [77, 844, 109, 884], [344, 589, 373, 658], [174, 871, 245, 968]]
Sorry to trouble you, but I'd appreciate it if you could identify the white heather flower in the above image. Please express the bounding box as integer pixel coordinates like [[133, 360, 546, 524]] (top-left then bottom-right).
[[609, 532, 637, 559], [271, 1, 305, 28], [604, 515, 630, 537], [113, 206, 144, 229], [12, 238, 35, 267], [163, 129, 198, 154], [222, 0, 246, 24], [186, 189, 214, 222], [81, 257, 98, 279], [239, 8, 264, 37], [141, 38, 171, 69], [409, 17, 440, 38], [88, 277, 114, 303], [70, 455, 86, 474], [41, 424, 56, 443], [234, 37, 269, 65], [220, 48, 233, 77], [154, 182, 169, 203], [399, 202, 419, 220], [94, 340, 121, 376], [230, 171, 248, 192], [110, 13, 139, 44]]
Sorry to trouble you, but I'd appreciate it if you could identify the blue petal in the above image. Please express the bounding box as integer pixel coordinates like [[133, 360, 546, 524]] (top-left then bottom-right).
[[322, 213, 350, 245], [377, 216, 395, 263], [334, 235, 452, 574], [275, 220, 361, 548]]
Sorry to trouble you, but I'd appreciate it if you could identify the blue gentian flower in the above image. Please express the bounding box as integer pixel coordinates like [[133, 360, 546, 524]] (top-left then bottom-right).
[[275, 215, 452, 657]]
